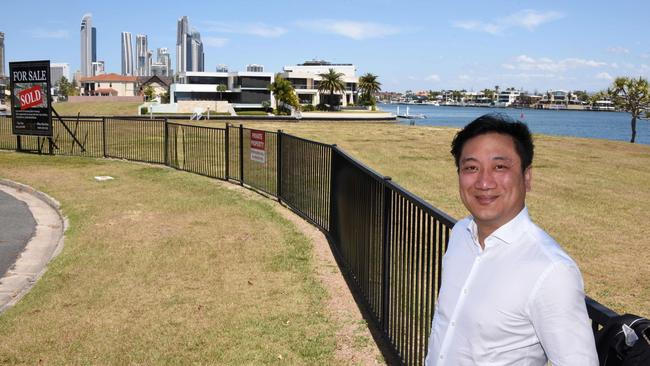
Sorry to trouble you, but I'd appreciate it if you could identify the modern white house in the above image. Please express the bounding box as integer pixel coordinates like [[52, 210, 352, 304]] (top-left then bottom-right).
[[496, 88, 522, 107], [280, 60, 359, 107]]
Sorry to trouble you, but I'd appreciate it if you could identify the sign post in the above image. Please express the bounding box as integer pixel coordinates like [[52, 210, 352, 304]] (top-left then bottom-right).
[[9, 60, 53, 137], [9, 60, 85, 153], [250, 130, 266, 164]]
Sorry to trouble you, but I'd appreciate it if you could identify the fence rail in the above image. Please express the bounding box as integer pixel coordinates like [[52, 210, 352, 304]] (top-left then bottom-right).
[[0, 116, 619, 365]]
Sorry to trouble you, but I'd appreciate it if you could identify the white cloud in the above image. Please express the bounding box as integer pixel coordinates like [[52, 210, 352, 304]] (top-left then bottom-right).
[[503, 55, 608, 72], [296, 19, 401, 40], [452, 9, 564, 35], [426, 74, 440, 82], [504, 10, 564, 31], [203, 21, 287, 38], [458, 75, 471, 81], [595, 72, 613, 80], [31, 29, 69, 39], [641, 53, 650, 59], [607, 47, 630, 54], [451, 20, 502, 35], [203, 37, 229, 47]]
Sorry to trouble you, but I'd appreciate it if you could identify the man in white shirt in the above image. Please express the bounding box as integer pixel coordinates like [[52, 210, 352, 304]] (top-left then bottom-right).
[[425, 114, 599, 365]]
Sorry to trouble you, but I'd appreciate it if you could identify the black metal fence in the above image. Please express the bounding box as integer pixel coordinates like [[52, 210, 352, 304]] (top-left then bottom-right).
[[0, 116, 618, 365]]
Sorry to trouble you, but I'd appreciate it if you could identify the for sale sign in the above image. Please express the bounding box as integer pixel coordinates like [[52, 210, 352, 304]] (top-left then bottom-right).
[[9, 60, 52, 136], [250, 130, 266, 163]]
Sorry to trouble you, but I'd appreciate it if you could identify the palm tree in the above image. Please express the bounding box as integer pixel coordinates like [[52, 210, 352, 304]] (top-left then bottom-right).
[[268, 74, 299, 115], [358, 73, 382, 107], [216, 84, 227, 101], [317, 68, 346, 111], [609, 76, 650, 143]]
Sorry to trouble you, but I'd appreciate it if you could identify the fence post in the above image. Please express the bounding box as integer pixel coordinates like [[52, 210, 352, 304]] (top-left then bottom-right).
[[16, 135, 21, 152], [163, 118, 169, 166], [381, 176, 393, 332], [239, 124, 244, 186], [225, 123, 230, 180], [102, 117, 107, 158], [277, 130, 283, 203]]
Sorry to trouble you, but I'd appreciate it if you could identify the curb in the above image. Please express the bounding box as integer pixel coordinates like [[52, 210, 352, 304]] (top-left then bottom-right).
[[0, 179, 67, 314]]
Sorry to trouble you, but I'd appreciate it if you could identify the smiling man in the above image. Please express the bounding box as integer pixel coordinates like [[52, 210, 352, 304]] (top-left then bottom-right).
[[425, 114, 598, 365]]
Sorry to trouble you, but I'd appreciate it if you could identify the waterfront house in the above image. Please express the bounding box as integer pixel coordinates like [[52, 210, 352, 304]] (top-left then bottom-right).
[[281, 60, 359, 107]]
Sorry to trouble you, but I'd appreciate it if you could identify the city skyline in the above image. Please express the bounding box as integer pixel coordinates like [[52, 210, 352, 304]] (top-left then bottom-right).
[[1, 0, 649, 92]]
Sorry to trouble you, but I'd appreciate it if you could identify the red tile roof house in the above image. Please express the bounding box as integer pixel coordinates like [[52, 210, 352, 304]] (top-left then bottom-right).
[[69, 73, 144, 103]]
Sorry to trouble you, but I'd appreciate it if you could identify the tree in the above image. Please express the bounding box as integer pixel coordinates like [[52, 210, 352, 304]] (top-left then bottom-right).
[[608, 76, 650, 143], [143, 85, 156, 101], [358, 73, 382, 107], [482, 88, 495, 100], [451, 90, 463, 102], [317, 68, 346, 111], [57, 76, 78, 97], [268, 74, 299, 115], [216, 84, 227, 101]]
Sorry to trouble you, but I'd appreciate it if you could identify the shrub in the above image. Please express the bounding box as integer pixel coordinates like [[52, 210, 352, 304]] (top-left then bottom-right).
[[140, 106, 148, 115]]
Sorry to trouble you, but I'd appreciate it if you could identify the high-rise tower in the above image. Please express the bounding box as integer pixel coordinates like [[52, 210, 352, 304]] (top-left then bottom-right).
[[121, 32, 134, 76], [0, 32, 5, 77], [176, 16, 204, 74], [157, 48, 172, 76], [80, 14, 96, 77], [136, 34, 149, 76]]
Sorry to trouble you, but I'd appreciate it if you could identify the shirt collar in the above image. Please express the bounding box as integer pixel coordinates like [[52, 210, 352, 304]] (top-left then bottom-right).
[[466, 207, 532, 249]]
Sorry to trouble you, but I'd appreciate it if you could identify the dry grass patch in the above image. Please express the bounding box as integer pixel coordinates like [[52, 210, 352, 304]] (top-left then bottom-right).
[[193, 120, 650, 317], [53, 102, 142, 116], [0, 153, 341, 365]]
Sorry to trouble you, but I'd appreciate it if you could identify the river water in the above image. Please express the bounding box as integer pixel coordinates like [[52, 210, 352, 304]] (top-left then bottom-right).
[[380, 103, 650, 145]]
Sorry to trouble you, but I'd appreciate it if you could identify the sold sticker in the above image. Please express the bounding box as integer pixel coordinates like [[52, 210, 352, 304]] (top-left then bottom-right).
[[18, 85, 44, 110]]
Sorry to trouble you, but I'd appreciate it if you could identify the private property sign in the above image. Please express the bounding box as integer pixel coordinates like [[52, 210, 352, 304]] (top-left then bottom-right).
[[9, 60, 53, 136], [250, 130, 266, 163]]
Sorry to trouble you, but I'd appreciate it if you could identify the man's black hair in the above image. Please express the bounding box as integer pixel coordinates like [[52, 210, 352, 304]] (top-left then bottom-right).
[[450, 113, 534, 172]]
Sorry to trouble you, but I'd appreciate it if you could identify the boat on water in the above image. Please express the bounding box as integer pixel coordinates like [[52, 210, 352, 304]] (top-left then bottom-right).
[[396, 105, 425, 119]]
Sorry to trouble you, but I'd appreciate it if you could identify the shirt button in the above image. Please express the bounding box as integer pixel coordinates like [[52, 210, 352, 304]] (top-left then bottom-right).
[[440, 354, 444, 360], [451, 321, 456, 327], [463, 288, 468, 294]]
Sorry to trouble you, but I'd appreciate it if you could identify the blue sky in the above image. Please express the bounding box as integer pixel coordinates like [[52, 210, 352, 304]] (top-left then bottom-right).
[[3, 0, 649, 93]]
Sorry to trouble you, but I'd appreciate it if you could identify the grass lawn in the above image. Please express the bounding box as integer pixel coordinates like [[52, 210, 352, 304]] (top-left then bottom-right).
[[191, 120, 650, 318], [53, 102, 142, 116], [0, 153, 347, 365]]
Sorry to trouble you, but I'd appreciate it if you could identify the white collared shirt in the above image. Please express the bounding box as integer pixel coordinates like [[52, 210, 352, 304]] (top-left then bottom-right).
[[425, 208, 598, 366]]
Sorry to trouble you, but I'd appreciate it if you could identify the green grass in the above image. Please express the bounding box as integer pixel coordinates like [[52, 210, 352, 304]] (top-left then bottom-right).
[[0, 153, 340, 365]]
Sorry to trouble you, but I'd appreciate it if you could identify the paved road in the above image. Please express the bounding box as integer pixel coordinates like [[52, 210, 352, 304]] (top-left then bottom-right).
[[0, 190, 36, 277]]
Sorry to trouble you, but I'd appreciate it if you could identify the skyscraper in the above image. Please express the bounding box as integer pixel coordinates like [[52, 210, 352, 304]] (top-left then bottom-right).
[[0, 32, 5, 77], [190, 31, 204, 72], [176, 16, 204, 74], [136, 34, 149, 76], [157, 48, 172, 77], [50, 63, 70, 85], [80, 14, 97, 77], [121, 32, 134, 76]]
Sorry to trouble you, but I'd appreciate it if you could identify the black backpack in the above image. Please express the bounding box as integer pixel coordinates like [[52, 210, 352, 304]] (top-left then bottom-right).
[[596, 314, 650, 366]]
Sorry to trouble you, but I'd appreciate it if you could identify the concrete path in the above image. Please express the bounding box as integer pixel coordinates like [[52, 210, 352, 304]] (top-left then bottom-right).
[[0, 180, 66, 314]]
